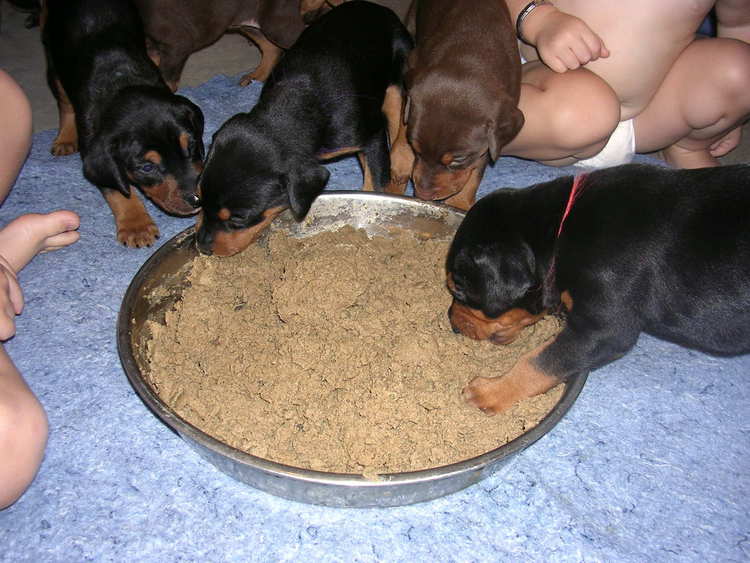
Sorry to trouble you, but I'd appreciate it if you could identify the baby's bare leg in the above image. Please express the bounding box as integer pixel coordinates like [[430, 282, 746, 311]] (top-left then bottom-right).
[[501, 61, 621, 166], [0, 345, 48, 510], [0, 213, 78, 509], [0, 71, 32, 203], [634, 38, 750, 168], [0, 73, 78, 509]]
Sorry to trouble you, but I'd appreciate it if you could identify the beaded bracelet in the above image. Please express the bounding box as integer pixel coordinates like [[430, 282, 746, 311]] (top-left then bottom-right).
[[516, 0, 552, 43]]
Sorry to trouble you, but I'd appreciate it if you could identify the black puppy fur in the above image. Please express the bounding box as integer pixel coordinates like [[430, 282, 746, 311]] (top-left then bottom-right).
[[43, 0, 205, 247], [448, 163, 750, 382], [196, 0, 413, 255]]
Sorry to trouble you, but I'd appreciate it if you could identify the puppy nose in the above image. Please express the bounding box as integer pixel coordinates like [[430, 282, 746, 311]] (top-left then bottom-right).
[[187, 193, 201, 208]]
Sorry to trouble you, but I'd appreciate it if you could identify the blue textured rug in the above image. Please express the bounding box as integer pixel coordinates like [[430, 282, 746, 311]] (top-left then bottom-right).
[[1, 75, 748, 562]]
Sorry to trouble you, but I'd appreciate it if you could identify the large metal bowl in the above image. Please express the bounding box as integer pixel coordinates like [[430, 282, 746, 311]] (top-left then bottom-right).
[[117, 192, 587, 508]]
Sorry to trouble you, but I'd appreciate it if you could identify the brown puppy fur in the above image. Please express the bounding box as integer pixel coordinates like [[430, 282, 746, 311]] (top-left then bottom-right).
[[134, 0, 343, 91], [387, 0, 524, 211]]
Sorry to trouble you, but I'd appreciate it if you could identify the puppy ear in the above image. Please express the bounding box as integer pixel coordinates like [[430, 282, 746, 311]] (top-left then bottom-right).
[[285, 161, 330, 220], [482, 238, 537, 314], [177, 95, 205, 136], [488, 107, 525, 161], [175, 96, 206, 159], [82, 136, 130, 196]]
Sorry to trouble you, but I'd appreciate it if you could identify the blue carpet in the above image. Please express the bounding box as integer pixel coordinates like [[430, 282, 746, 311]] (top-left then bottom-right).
[[1, 75, 748, 562]]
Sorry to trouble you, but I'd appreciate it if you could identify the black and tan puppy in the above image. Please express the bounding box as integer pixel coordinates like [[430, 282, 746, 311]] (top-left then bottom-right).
[[196, 1, 412, 256], [386, 0, 524, 211], [42, 0, 205, 247], [446, 164, 750, 414], [133, 0, 345, 92]]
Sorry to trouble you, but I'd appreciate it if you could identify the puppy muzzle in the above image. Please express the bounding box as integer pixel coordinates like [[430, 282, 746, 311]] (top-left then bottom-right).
[[449, 300, 545, 345]]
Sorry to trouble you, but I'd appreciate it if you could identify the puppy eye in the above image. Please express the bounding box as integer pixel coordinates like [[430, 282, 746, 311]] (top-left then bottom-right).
[[139, 162, 157, 174], [447, 155, 470, 170]]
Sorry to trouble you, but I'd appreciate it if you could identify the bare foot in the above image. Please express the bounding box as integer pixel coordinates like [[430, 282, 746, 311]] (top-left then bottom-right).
[[660, 144, 720, 169], [0, 211, 80, 274]]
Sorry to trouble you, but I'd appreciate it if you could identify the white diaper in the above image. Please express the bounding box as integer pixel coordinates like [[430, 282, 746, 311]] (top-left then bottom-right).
[[573, 118, 636, 169]]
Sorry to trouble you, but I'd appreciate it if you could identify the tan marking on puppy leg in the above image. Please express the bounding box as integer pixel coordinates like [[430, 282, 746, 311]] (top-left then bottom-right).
[[238, 28, 283, 85], [51, 80, 78, 156], [385, 106, 414, 195], [318, 146, 360, 160], [103, 189, 160, 248], [382, 85, 403, 144], [358, 153, 375, 191], [463, 339, 560, 415]]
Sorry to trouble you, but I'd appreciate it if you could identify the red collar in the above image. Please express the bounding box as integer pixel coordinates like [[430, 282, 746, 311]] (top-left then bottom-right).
[[557, 173, 588, 238], [543, 173, 589, 309]]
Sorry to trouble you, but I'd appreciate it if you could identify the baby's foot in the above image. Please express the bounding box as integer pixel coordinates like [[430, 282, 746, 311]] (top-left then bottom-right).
[[0, 211, 80, 274], [661, 144, 720, 169]]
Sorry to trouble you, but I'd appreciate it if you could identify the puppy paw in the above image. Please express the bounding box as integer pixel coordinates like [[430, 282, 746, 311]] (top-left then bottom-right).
[[238, 73, 256, 87], [50, 138, 78, 156], [117, 220, 160, 248], [462, 376, 513, 415], [383, 177, 409, 195], [239, 67, 270, 86]]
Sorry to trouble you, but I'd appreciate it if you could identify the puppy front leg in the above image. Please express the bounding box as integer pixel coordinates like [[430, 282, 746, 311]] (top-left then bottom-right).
[[358, 132, 391, 192], [238, 28, 283, 85], [464, 317, 641, 414], [463, 338, 561, 414], [50, 78, 78, 156], [383, 85, 414, 195], [102, 188, 160, 248]]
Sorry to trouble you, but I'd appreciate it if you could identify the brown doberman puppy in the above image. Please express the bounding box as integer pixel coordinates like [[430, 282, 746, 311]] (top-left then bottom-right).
[[387, 0, 524, 211], [133, 0, 344, 91]]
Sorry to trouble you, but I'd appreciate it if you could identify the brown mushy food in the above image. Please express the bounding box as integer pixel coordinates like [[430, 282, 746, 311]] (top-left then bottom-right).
[[145, 226, 563, 477]]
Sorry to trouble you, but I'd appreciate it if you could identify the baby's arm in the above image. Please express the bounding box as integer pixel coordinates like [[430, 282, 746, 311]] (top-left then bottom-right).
[[716, 0, 750, 42], [508, 0, 609, 73]]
